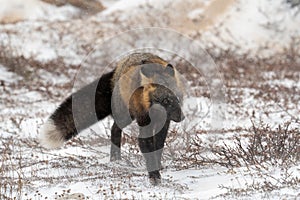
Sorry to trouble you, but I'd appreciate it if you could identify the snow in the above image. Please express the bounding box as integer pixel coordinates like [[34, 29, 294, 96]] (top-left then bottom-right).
[[22, 40, 58, 61], [201, 0, 300, 56], [98, 0, 300, 57], [101, 0, 146, 14], [165, 168, 231, 199], [188, 8, 205, 22], [0, 64, 22, 82], [0, 0, 299, 199], [0, 0, 43, 22], [0, 0, 81, 23]]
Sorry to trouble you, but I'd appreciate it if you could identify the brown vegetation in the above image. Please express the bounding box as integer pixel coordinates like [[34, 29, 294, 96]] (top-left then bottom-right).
[[41, 0, 105, 13]]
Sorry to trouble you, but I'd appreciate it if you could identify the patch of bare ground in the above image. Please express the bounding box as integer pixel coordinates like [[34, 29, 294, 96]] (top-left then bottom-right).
[[41, 0, 105, 14]]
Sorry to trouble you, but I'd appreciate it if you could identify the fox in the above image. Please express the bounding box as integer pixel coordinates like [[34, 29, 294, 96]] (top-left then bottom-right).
[[39, 53, 185, 185]]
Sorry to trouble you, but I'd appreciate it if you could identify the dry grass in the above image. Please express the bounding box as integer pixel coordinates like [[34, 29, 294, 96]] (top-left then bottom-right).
[[0, 20, 300, 198]]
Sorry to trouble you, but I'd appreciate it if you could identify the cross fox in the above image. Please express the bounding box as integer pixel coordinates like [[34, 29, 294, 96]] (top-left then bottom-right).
[[39, 53, 185, 185]]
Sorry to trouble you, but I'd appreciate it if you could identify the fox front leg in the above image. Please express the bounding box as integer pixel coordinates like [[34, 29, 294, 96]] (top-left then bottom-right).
[[138, 134, 161, 185], [110, 122, 122, 161]]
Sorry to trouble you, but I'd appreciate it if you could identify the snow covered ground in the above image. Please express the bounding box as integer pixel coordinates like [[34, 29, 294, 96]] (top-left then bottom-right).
[[0, 0, 81, 23], [0, 0, 299, 199]]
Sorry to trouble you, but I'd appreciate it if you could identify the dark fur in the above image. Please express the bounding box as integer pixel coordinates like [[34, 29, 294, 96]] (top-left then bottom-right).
[[49, 71, 114, 141]]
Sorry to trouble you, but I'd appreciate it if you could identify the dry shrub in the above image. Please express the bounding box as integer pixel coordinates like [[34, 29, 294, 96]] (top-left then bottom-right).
[[208, 122, 299, 169], [183, 121, 300, 197], [0, 138, 24, 200]]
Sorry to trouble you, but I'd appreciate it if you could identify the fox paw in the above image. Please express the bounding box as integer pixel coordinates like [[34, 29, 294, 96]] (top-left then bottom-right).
[[149, 171, 161, 186]]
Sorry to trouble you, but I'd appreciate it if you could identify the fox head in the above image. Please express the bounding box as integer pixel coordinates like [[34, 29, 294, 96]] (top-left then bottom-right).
[[144, 84, 185, 123], [140, 63, 184, 123], [140, 63, 183, 102]]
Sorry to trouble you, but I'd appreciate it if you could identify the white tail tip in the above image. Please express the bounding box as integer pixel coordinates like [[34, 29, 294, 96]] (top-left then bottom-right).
[[39, 119, 65, 149]]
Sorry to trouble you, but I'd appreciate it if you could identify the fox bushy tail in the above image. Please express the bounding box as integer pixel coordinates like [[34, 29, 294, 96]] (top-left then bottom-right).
[[39, 71, 114, 149]]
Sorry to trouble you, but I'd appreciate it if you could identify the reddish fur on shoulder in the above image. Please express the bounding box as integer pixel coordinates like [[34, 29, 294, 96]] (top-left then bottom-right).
[[129, 84, 156, 117], [142, 84, 156, 109]]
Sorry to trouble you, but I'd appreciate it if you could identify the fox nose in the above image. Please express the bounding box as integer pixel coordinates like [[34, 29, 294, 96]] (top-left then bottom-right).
[[180, 112, 185, 121], [171, 109, 185, 122]]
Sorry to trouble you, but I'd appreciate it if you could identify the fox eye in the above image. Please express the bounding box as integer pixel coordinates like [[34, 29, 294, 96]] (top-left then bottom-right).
[[162, 99, 169, 105]]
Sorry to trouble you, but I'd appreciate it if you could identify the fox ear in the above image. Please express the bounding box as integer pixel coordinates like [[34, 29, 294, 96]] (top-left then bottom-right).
[[165, 64, 175, 76]]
